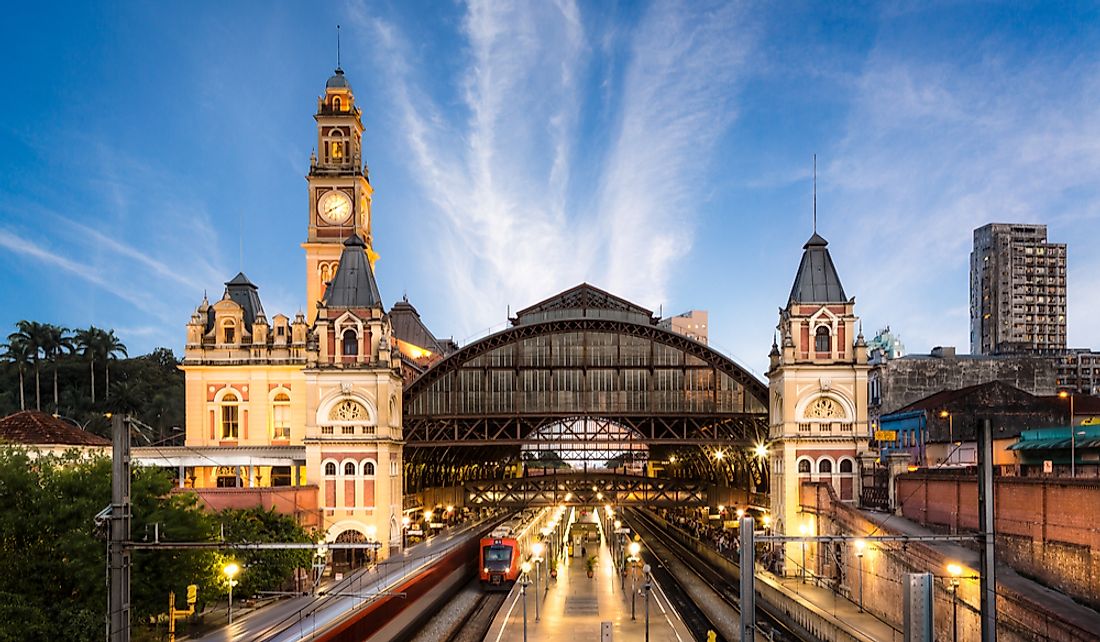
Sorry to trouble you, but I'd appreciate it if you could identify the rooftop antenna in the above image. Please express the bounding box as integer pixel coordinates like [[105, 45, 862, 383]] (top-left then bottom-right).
[[336, 24, 342, 69], [812, 153, 817, 234]]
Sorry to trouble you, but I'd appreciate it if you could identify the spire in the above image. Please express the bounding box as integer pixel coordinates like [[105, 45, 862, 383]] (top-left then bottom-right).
[[788, 234, 847, 305], [322, 233, 383, 309]]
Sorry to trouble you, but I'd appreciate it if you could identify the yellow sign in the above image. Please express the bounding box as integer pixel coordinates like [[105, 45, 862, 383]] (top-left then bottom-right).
[[874, 430, 898, 442], [187, 584, 197, 606]]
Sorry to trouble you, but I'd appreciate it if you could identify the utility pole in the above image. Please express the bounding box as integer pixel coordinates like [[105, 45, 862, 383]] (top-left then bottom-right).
[[109, 415, 131, 642], [978, 418, 997, 642], [739, 516, 755, 642]]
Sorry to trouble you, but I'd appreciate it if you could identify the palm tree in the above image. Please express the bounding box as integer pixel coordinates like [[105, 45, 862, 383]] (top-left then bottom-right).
[[74, 327, 101, 405], [42, 324, 73, 413], [101, 329, 127, 399], [9, 320, 48, 411], [1, 338, 31, 410]]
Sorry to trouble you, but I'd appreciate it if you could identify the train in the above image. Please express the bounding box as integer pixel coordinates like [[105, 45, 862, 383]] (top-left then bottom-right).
[[478, 508, 561, 590]]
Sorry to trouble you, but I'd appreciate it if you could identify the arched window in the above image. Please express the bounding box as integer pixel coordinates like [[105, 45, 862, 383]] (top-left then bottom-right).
[[798, 459, 811, 474], [333, 97, 342, 111], [342, 329, 358, 356], [344, 462, 356, 476], [220, 393, 239, 439], [815, 326, 830, 352], [839, 458, 854, 473], [362, 461, 375, 476], [272, 392, 290, 440], [818, 459, 833, 474], [331, 139, 344, 160], [325, 462, 337, 476], [222, 320, 236, 344]]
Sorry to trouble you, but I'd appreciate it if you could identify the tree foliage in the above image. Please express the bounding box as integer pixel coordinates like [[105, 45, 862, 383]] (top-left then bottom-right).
[[0, 449, 313, 641]]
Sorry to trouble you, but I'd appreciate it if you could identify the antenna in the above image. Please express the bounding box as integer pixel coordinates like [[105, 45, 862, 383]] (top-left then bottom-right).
[[813, 153, 817, 234], [337, 24, 342, 69]]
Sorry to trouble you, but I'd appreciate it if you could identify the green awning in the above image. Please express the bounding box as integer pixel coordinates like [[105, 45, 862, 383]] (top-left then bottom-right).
[[1010, 437, 1100, 451]]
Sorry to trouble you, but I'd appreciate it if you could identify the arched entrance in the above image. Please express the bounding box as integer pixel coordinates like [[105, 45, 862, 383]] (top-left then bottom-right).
[[403, 284, 770, 502], [332, 528, 368, 571]]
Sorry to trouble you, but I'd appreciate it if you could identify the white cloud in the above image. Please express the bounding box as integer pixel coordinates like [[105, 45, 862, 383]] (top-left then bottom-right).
[[358, 0, 753, 337], [829, 49, 1100, 353]]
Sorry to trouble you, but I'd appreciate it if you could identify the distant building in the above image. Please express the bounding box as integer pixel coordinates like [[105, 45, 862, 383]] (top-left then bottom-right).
[[0, 411, 111, 458], [867, 326, 905, 363], [869, 346, 1057, 426], [658, 310, 708, 344], [1056, 349, 1100, 396], [878, 381, 1064, 467], [970, 223, 1067, 356]]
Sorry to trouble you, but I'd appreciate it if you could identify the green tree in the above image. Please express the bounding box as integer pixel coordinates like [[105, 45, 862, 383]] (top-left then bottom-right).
[[0, 338, 31, 410], [8, 320, 48, 410], [217, 507, 314, 598], [42, 324, 73, 414], [73, 327, 100, 405], [101, 329, 127, 400]]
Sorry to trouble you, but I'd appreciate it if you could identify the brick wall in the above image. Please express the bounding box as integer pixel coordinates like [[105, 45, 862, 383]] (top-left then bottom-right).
[[175, 485, 321, 530], [802, 481, 1096, 641], [897, 472, 1100, 609]]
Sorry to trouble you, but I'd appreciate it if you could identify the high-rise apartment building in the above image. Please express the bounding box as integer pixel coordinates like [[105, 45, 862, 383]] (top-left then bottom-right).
[[658, 310, 708, 344], [970, 223, 1066, 355]]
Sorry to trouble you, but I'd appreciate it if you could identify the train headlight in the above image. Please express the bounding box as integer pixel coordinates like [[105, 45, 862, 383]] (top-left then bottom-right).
[[484, 567, 489, 573]]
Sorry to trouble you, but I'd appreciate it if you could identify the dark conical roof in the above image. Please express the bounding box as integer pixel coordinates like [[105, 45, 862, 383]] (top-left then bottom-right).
[[322, 233, 382, 309], [207, 272, 266, 331], [788, 233, 847, 305]]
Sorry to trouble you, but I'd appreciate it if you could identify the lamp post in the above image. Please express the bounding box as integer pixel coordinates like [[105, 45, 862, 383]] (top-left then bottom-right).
[[532, 541, 544, 621], [224, 561, 240, 625], [628, 541, 641, 621], [520, 562, 531, 642], [313, 545, 328, 591], [401, 516, 410, 550], [947, 563, 962, 642], [366, 525, 377, 565], [854, 539, 865, 613], [799, 523, 809, 583], [1060, 391, 1077, 477], [751, 442, 769, 503], [939, 410, 954, 465]]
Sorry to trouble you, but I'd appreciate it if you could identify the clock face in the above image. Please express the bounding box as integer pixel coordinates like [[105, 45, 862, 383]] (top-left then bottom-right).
[[318, 190, 353, 225]]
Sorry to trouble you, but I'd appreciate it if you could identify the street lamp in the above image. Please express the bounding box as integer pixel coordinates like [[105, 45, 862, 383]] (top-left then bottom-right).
[[628, 541, 641, 621], [854, 539, 866, 613], [947, 563, 962, 642], [1059, 391, 1077, 478], [799, 523, 810, 582], [401, 516, 411, 549], [520, 562, 532, 642], [939, 410, 954, 465], [224, 561, 240, 624], [366, 525, 378, 564], [532, 541, 544, 621]]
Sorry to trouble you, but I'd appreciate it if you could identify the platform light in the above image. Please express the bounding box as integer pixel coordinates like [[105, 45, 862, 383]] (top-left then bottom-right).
[[854, 539, 866, 557], [762, 515, 771, 528], [446, 505, 454, 514], [947, 563, 963, 578], [717, 504, 725, 513], [799, 523, 810, 536], [366, 525, 377, 540], [669, 455, 677, 464], [628, 541, 641, 558], [596, 492, 604, 500], [614, 520, 621, 530], [713, 450, 725, 461], [402, 516, 411, 527], [424, 510, 433, 522], [532, 542, 544, 559], [736, 508, 745, 519], [753, 442, 768, 458]]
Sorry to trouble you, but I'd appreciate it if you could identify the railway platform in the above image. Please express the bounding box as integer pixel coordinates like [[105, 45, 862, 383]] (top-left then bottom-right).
[[485, 522, 694, 642]]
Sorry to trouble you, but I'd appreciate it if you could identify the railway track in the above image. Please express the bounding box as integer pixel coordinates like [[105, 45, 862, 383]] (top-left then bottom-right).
[[627, 508, 806, 642], [442, 586, 508, 642]]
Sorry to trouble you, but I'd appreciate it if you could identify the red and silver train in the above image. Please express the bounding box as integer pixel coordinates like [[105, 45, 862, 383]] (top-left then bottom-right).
[[479, 526, 521, 590]]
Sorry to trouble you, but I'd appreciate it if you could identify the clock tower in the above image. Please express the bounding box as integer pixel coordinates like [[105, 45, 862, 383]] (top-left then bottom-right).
[[303, 66, 376, 323]]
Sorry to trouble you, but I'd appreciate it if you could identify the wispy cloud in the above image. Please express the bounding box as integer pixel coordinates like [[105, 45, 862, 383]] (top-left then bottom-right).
[[356, 0, 754, 337], [829, 46, 1100, 352]]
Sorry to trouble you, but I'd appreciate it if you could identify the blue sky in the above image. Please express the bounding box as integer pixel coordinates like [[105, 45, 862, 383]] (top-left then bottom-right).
[[1, 2, 1098, 376]]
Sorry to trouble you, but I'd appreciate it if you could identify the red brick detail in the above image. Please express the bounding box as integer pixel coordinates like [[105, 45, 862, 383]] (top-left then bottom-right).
[[840, 476, 854, 501], [209, 410, 215, 439], [325, 480, 336, 507], [242, 409, 248, 440], [800, 325, 810, 358], [345, 480, 356, 507], [838, 324, 846, 355], [362, 480, 375, 507]]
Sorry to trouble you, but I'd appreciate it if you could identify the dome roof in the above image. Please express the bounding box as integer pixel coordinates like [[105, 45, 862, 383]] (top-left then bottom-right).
[[326, 67, 350, 89]]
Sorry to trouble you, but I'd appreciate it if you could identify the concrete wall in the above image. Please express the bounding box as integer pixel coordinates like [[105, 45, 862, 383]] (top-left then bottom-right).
[[870, 355, 1057, 417], [897, 472, 1100, 609], [802, 482, 1096, 642]]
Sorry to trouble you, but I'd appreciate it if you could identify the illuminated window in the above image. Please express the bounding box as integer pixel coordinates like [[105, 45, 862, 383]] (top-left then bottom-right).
[[342, 329, 358, 356], [272, 392, 290, 440], [331, 140, 344, 159], [325, 462, 337, 476], [344, 462, 356, 476], [815, 326, 830, 352], [221, 393, 239, 439]]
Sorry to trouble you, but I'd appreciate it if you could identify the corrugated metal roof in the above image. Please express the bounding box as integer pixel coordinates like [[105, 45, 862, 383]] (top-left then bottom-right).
[[322, 233, 382, 309], [788, 233, 847, 304]]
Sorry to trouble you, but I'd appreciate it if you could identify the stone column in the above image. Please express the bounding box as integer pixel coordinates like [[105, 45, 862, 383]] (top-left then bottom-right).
[[886, 452, 912, 514]]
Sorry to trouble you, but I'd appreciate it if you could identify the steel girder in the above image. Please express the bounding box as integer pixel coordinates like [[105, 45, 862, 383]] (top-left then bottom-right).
[[463, 472, 709, 508]]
